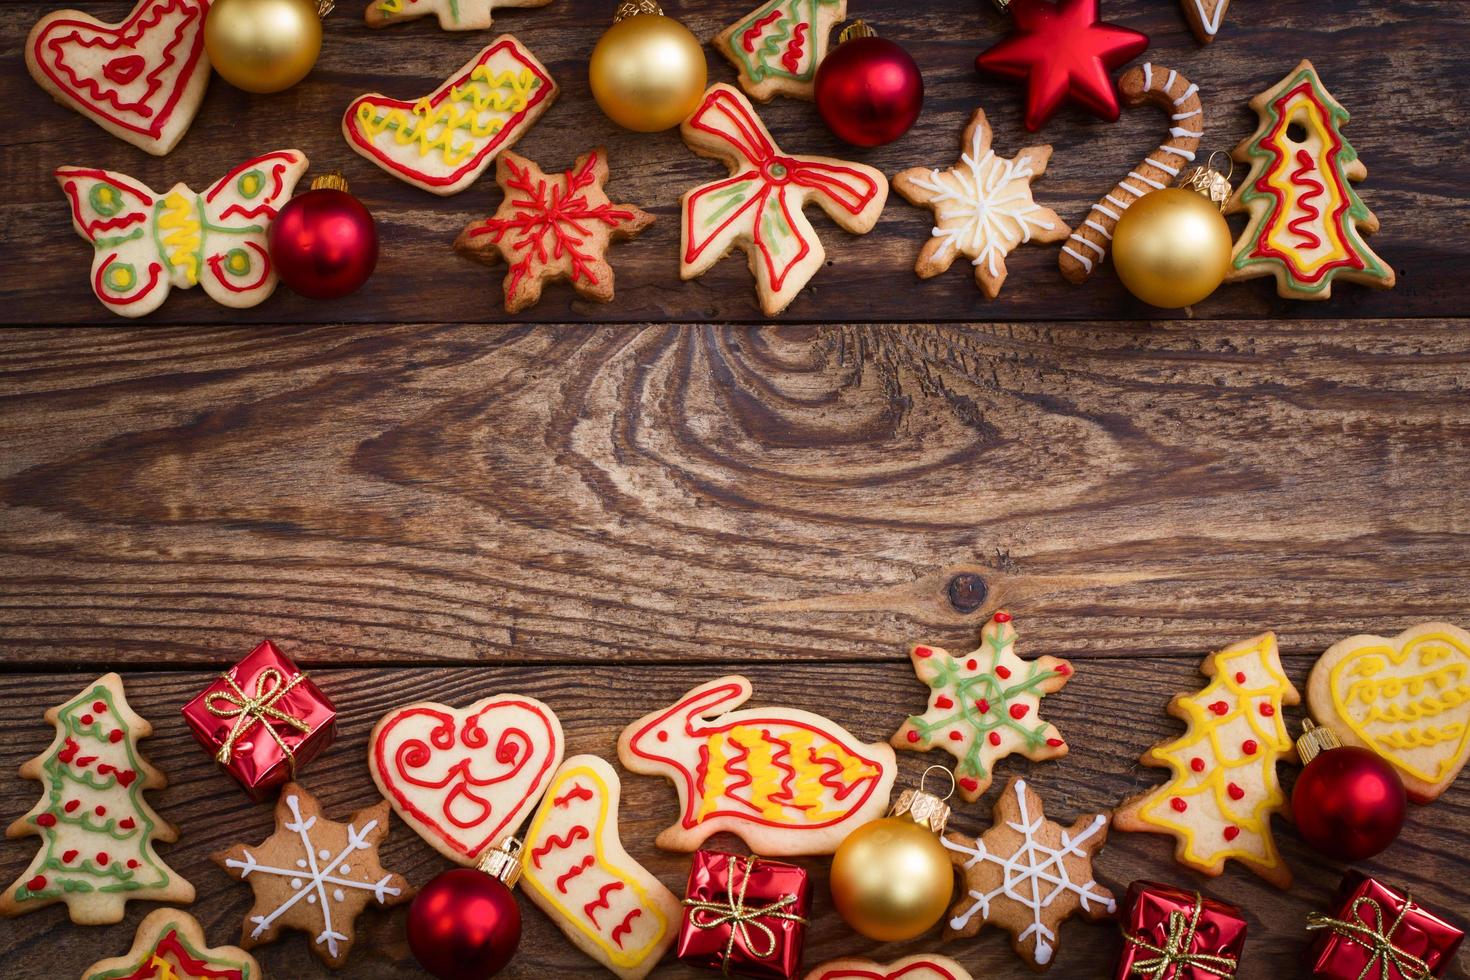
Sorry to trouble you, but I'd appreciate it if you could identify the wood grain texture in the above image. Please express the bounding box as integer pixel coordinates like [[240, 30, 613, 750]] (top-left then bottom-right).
[[0, 664, 1466, 979], [2, 0, 1467, 324]]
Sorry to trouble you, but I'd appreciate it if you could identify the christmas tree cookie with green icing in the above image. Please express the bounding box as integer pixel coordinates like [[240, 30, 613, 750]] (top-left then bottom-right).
[[714, 0, 847, 101], [82, 908, 261, 979], [892, 611, 1072, 804], [1, 672, 194, 924]]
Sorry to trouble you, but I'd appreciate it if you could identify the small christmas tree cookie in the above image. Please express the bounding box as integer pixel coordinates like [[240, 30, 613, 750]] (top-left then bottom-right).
[[1227, 60, 1394, 299], [714, 0, 847, 102], [1113, 632, 1301, 889], [82, 908, 261, 979], [892, 611, 1072, 803], [0, 672, 194, 924]]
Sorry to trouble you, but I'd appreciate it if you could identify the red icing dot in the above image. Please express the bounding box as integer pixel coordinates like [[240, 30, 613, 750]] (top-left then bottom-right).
[[25, 876, 46, 891], [1227, 782, 1245, 800], [906, 730, 920, 743], [119, 818, 136, 830], [126, 859, 139, 869], [95, 852, 109, 866], [966, 659, 978, 671], [62, 850, 78, 863], [1190, 758, 1206, 773], [1209, 701, 1229, 716], [75, 756, 97, 768], [115, 770, 136, 788], [975, 698, 990, 714], [94, 805, 106, 817], [1009, 704, 1030, 720], [934, 695, 954, 709], [1234, 672, 1246, 684], [108, 729, 124, 743], [996, 665, 1012, 680], [1259, 704, 1275, 717], [80, 714, 93, 726], [1046, 737, 1064, 747], [64, 800, 80, 813], [1170, 797, 1188, 812], [656, 731, 668, 742], [1224, 826, 1240, 842], [988, 732, 1002, 746], [914, 646, 933, 658], [93, 700, 107, 713], [993, 611, 1012, 623], [1055, 662, 1072, 676], [35, 813, 56, 828], [959, 777, 979, 792], [948, 731, 963, 742], [1242, 739, 1258, 755]]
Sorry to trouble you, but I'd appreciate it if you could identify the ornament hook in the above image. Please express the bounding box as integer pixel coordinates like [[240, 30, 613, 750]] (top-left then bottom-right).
[[919, 764, 956, 803], [1181, 150, 1234, 212]]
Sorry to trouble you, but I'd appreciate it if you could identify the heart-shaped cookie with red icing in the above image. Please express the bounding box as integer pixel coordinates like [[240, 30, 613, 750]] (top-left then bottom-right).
[[1308, 622, 1470, 803], [804, 953, 975, 980], [368, 694, 564, 864], [26, 0, 211, 156]]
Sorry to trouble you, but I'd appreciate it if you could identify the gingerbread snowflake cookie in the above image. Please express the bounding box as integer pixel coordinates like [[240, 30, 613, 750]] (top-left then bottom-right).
[[894, 108, 1066, 299], [366, 0, 550, 31], [714, 0, 847, 102], [680, 83, 887, 317], [1113, 632, 1300, 889], [1180, 0, 1227, 44], [942, 777, 1114, 971], [456, 147, 654, 313], [82, 908, 262, 980], [1, 672, 194, 925], [214, 782, 411, 968], [893, 611, 1072, 804]]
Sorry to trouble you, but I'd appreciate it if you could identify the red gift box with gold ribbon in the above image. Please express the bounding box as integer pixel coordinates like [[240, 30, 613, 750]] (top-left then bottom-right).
[[677, 850, 809, 979], [181, 640, 335, 800], [1305, 872, 1464, 979]]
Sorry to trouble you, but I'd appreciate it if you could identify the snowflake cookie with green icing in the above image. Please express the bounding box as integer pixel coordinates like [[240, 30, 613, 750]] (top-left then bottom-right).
[[891, 611, 1072, 803]]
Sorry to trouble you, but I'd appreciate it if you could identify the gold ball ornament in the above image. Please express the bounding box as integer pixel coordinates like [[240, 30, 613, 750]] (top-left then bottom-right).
[[829, 770, 956, 942], [589, 6, 706, 132], [205, 0, 322, 94], [1112, 186, 1233, 308]]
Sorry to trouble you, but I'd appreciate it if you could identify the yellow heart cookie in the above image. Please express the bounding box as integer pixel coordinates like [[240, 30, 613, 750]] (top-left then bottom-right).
[[1308, 623, 1470, 803]]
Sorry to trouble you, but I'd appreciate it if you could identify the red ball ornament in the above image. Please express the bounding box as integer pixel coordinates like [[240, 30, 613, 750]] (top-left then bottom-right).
[[815, 22, 923, 147], [267, 173, 378, 300], [976, 0, 1148, 131], [1292, 722, 1406, 862], [408, 841, 523, 980]]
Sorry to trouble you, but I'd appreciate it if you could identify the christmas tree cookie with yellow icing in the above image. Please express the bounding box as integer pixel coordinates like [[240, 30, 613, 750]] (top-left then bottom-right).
[[82, 908, 261, 979], [1113, 632, 1301, 889]]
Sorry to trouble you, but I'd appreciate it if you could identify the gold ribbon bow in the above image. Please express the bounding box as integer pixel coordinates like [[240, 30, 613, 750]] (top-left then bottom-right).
[[205, 667, 312, 771], [1306, 895, 1433, 980], [683, 855, 806, 976], [1125, 891, 1238, 979]]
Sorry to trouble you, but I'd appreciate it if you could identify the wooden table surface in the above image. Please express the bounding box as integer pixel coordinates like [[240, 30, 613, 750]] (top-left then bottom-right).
[[2, 0, 1469, 977]]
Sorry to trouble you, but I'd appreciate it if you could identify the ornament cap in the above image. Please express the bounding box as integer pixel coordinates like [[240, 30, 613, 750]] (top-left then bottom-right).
[[613, 0, 661, 20], [1297, 718, 1344, 766], [476, 837, 524, 888], [991, 0, 1011, 11], [309, 172, 350, 193], [1180, 150, 1234, 212], [889, 765, 954, 834], [838, 19, 877, 43]]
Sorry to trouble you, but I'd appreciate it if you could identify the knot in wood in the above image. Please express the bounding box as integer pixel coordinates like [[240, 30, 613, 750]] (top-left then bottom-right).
[[946, 572, 988, 613]]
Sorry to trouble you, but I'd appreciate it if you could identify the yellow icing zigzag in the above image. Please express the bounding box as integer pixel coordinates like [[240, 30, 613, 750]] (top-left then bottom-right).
[[157, 191, 202, 285], [696, 725, 879, 825], [357, 68, 538, 167]]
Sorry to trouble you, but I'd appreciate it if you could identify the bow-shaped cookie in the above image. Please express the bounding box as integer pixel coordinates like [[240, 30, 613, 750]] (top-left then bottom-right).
[[679, 84, 887, 316]]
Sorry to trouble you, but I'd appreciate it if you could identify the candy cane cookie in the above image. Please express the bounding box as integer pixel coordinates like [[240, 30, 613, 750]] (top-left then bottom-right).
[[1059, 63, 1203, 283]]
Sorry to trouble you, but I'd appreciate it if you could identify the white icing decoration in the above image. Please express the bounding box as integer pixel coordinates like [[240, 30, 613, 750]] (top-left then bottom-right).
[[1189, 0, 1225, 36], [942, 780, 1114, 967], [226, 794, 402, 960]]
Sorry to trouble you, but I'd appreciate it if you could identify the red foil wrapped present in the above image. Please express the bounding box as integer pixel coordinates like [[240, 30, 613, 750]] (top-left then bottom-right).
[[1305, 872, 1464, 979], [677, 851, 809, 979], [181, 640, 335, 800], [1117, 881, 1246, 979]]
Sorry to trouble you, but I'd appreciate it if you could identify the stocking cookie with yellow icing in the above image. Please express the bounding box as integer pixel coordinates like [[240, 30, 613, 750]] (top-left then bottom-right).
[[521, 755, 681, 980], [894, 108, 1067, 299], [714, 0, 847, 102], [1308, 622, 1470, 803], [82, 908, 262, 980], [455, 147, 654, 313], [0, 673, 194, 925], [1113, 632, 1300, 889], [1226, 60, 1394, 299], [805, 953, 974, 980], [618, 675, 896, 855], [366, 0, 551, 31], [892, 611, 1072, 804], [680, 84, 888, 317], [342, 36, 557, 196]]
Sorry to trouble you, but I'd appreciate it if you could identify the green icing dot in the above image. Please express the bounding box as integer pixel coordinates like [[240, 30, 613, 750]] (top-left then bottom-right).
[[237, 169, 265, 199], [89, 184, 124, 217], [103, 263, 137, 292]]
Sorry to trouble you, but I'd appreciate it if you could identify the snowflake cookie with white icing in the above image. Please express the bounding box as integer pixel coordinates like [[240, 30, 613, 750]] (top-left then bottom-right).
[[894, 107, 1066, 299], [213, 782, 412, 969], [942, 777, 1114, 971]]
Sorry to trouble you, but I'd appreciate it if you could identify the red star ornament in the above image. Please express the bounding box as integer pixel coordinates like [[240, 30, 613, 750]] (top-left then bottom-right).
[[976, 0, 1148, 131]]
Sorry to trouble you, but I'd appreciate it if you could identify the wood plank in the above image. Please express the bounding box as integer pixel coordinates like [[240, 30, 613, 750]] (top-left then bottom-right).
[[3, 323, 1468, 669], [1, 663, 1465, 978], [2, 0, 1466, 324]]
